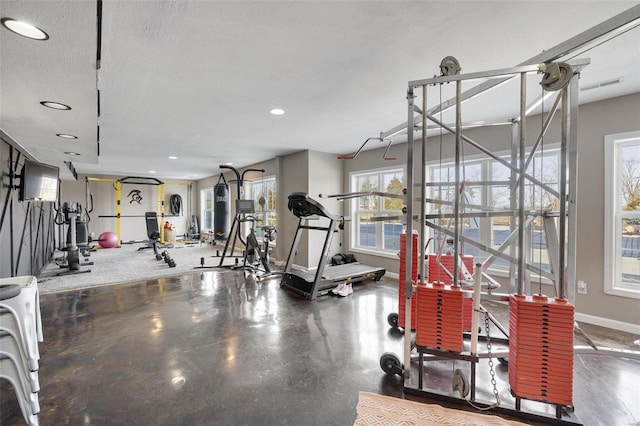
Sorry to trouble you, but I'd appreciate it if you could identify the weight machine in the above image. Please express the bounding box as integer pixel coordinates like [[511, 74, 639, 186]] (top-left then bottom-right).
[[54, 200, 94, 275], [370, 53, 596, 423]]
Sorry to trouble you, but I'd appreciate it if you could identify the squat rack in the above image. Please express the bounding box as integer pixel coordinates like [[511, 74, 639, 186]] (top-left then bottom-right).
[[86, 176, 192, 245]]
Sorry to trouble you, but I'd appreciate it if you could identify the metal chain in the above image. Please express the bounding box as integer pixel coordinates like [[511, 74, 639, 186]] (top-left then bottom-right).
[[465, 308, 501, 411], [484, 309, 501, 406]]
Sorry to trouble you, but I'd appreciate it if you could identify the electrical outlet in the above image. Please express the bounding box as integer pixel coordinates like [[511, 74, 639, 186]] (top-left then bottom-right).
[[577, 280, 588, 294]]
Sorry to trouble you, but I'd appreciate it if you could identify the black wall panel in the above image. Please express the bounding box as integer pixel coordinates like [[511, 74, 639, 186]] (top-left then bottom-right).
[[0, 140, 56, 278]]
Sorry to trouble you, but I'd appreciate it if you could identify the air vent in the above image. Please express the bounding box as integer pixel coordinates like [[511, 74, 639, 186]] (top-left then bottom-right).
[[580, 77, 623, 92]]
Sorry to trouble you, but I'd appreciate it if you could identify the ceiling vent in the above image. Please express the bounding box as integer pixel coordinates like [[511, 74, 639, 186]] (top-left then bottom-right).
[[580, 77, 623, 92]]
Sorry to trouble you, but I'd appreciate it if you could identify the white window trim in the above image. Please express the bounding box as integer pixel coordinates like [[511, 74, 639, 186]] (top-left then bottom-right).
[[200, 188, 214, 231], [604, 130, 640, 299], [244, 175, 277, 242], [349, 165, 405, 256]]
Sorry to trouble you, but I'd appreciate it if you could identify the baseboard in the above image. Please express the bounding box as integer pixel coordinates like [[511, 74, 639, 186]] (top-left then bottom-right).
[[575, 312, 640, 335]]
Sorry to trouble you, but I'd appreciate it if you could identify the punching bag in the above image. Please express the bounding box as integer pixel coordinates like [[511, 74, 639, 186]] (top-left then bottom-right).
[[213, 174, 230, 240]]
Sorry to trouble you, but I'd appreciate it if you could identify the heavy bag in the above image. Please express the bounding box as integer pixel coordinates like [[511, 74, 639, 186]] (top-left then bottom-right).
[[213, 175, 230, 240]]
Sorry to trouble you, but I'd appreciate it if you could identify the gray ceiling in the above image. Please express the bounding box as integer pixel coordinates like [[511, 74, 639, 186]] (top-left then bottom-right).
[[1, 1, 639, 181]]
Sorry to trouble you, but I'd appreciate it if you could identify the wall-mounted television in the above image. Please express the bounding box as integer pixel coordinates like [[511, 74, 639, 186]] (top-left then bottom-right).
[[19, 159, 59, 202]]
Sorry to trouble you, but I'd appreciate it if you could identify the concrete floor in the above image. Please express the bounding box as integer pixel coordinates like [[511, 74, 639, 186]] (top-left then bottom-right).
[[1, 271, 639, 425]]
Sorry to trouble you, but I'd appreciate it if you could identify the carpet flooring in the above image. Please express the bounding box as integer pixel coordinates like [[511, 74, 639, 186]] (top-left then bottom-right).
[[354, 392, 528, 426], [36, 241, 242, 294]]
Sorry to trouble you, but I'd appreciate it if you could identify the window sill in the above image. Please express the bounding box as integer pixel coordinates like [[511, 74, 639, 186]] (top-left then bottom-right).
[[350, 247, 400, 260], [605, 287, 640, 300]]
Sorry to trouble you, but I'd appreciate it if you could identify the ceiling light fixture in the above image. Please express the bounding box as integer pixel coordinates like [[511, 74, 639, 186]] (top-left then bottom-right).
[[41, 101, 71, 110], [224, 162, 233, 166], [1, 18, 49, 40], [168, 156, 178, 160], [56, 133, 77, 139], [269, 108, 285, 116], [149, 170, 156, 174], [64, 151, 80, 156]]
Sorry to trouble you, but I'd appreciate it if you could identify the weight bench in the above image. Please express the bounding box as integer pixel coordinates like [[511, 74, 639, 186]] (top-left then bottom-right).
[[141, 212, 162, 260]]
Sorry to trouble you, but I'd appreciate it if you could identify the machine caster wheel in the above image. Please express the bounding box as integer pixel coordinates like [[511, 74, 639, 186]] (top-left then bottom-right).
[[155, 254, 162, 261], [498, 357, 509, 366], [380, 352, 403, 376], [387, 313, 399, 329], [169, 261, 176, 268]]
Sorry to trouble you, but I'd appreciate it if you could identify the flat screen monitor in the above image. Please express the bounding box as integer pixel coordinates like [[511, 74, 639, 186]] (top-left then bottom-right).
[[237, 199, 255, 214], [19, 159, 59, 202]]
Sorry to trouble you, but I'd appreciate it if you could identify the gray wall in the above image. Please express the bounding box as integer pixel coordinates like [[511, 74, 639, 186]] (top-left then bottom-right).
[[308, 151, 344, 268]]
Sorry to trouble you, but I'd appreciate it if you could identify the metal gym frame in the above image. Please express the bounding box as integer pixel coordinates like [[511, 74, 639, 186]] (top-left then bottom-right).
[[87, 176, 192, 246], [397, 57, 584, 421]]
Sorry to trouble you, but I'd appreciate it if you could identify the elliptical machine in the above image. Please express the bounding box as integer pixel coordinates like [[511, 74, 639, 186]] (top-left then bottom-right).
[[54, 201, 94, 275]]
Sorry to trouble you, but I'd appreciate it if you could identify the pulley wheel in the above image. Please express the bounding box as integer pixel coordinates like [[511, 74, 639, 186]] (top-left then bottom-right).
[[440, 56, 461, 76], [452, 368, 470, 397], [539, 62, 573, 92]]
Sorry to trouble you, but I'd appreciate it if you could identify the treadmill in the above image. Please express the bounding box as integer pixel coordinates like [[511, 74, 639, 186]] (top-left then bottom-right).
[[280, 192, 386, 300]]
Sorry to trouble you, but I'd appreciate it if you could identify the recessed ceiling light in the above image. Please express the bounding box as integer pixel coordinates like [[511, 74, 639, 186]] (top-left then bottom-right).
[[224, 162, 233, 166], [269, 108, 285, 116], [64, 151, 80, 156], [1, 18, 49, 40], [149, 170, 156, 174], [41, 101, 71, 110], [168, 156, 178, 160], [56, 133, 77, 139]]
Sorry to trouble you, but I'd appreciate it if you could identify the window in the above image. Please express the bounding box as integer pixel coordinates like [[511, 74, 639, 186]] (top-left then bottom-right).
[[605, 131, 640, 299], [427, 148, 561, 273], [351, 167, 405, 254], [244, 176, 277, 239], [200, 189, 213, 230]]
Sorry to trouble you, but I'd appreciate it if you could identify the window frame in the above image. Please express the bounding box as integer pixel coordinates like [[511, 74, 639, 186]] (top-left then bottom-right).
[[244, 176, 277, 240], [604, 130, 640, 299], [349, 166, 405, 257], [426, 145, 561, 277], [200, 188, 214, 231]]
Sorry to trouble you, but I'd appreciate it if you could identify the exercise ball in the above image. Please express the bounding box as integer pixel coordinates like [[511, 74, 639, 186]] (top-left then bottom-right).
[[98, 231, 119, 248]]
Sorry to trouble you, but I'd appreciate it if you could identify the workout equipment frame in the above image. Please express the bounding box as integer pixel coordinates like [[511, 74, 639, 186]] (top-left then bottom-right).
[[87, 176, 192, 246], [215, 164, 266, 267]]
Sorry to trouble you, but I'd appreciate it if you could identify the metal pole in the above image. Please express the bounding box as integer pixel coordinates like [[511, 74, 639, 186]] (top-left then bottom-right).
[[404, 88, 415, 378], [419, 85, 427, 282], [517, 73, 526, 295], [453, 80, 462, 286], [566, 75, 580, 303], [115, 181, 122, 247], [558, 86, 569, 300]]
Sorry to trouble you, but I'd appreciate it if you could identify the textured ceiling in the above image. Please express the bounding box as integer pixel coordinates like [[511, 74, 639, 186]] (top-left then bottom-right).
[[1, 1, 639, 181]]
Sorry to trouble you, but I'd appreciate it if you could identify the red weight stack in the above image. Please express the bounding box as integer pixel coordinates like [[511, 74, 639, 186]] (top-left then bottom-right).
[[398, 232, 419, 330], [509, 294, 574, 407], [427, 254, 474, 331], [427, 253, 474, 284], [415, 283, 464, 352]]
